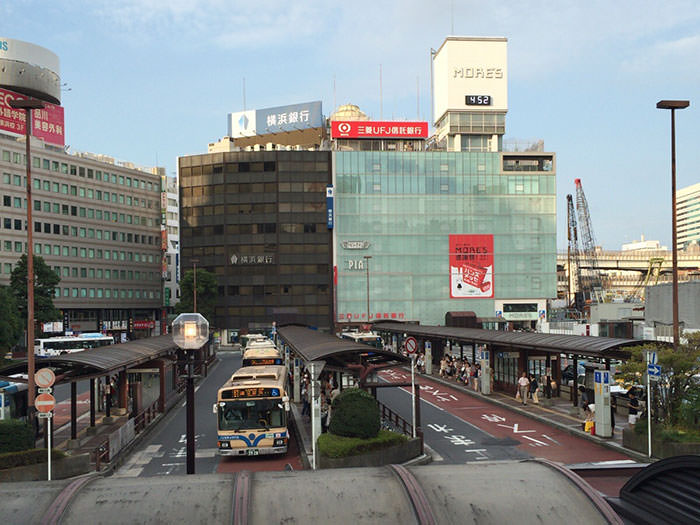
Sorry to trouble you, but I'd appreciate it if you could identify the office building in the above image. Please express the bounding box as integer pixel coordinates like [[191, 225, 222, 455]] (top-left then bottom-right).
[[677, 182, 700, 250], [332, 37, 556, 328]]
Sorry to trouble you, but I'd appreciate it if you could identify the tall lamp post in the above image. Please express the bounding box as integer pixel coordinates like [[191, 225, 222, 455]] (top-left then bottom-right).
[[172, 312, 209, 474], [363, 255, 372, 323], [656, 99, 690, 351], [9, 98, 45, 425]]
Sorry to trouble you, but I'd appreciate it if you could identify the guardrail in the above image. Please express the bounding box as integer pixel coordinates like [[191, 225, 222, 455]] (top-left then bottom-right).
[[134, 399, 160, 434], [94, 438, 109, 471], [378, 400, 413, 437]]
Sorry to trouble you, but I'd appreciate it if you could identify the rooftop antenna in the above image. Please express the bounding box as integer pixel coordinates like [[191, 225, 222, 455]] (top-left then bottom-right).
[[451, 0, 454, 34], [416, 76, 420, 120], [242, 77, 246, 111], [333, 74, 336, 112], [379, 64, 383, 120]]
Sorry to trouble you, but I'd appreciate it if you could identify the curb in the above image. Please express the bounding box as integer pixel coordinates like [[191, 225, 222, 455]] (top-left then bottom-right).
[[418, 371, 653, 464]]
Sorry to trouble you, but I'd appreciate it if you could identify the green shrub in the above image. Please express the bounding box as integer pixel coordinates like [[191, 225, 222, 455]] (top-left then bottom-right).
[[633, 418, 700, 443], [0, 420, 35, 453], [318, 429, 407, 458], [329, 388, 380, 439], [0, 448, 66, 470]]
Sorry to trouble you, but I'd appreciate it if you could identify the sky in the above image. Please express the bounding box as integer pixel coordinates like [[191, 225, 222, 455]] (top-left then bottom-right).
[[3, 0, 699, 251]]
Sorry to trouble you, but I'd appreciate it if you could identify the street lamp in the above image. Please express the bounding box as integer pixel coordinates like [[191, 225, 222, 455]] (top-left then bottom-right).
[[656, 99, 690, 351], [363, 255, 372, 323], [172, 312, 209, 474], [9, 98, 45, 426]]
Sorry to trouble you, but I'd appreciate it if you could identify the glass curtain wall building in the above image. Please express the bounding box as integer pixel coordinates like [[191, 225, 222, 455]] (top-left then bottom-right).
[[333, 150, 557, 326]]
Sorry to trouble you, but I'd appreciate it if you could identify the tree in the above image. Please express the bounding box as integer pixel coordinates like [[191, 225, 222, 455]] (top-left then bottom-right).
[[620, 333, 700, 430], [175, 268, 218, 326], [10, 254, 61, 324], [0, 286, 22, 352]]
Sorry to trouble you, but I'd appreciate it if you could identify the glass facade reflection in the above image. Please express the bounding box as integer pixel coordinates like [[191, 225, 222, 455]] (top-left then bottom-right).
[[333, 150, 557, 326]]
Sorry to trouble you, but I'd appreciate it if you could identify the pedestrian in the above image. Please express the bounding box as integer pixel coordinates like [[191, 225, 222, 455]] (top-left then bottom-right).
[[578, 385, 589, 417], [517, 372, 530, 405], [301, 377, 310, 417], [529, 375, 539, 404], [627, 391, 639, 425]]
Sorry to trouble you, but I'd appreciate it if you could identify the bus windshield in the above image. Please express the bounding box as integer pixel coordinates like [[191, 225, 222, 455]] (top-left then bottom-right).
[[218, 399, 285, 431]]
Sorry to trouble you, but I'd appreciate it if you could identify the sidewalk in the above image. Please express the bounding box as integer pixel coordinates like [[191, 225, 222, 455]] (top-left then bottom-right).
[[420, 369, 652, 463]]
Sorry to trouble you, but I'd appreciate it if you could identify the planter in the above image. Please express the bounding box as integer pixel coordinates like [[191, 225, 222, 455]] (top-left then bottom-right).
[[0, 453, 90, 482], [622, 427, 700, 459], [319, 437, 422, 469]]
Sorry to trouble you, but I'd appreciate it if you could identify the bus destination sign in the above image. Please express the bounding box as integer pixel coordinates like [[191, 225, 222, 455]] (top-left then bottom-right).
[[223, 387, 280, 399]]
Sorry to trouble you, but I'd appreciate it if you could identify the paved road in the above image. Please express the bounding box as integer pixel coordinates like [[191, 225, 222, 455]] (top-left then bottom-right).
[[378, 368, 633, 465], [115, 351, 302, 477]]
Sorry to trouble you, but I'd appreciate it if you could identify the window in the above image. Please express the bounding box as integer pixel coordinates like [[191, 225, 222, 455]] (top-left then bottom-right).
[[70, 185, 77, 196], [79, 187, 85, 197], [52, 182, 59, 193]]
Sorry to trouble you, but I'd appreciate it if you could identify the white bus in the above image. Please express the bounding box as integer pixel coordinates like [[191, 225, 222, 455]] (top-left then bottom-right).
[[34, 333, 115, 357]]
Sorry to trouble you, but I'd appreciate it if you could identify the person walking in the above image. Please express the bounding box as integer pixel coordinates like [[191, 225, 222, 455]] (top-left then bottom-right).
[[529, 374, 539, 404], [517, 372, 530, 405]]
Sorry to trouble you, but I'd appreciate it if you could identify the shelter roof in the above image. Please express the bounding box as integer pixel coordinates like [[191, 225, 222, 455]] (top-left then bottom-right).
[[276, 325, 409, 371], [0, 335, 178, 383], [373, 322, 648, 359]]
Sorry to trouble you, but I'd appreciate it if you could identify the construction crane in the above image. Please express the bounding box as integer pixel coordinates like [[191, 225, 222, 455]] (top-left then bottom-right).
[[566, 194, 584, 313], [628, 256, 665, 301], [574, 178, 605, 303]]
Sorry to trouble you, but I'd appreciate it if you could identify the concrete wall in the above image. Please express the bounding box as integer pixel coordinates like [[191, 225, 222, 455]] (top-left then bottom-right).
[[0, 453, 90, 482], [645, 281, 700, 330]]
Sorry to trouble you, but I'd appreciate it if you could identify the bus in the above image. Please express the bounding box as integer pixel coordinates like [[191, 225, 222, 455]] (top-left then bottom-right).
[[240, 333, 270, 348], [0, 374, 28, 420], [242, 345, 283, 367], [340, 331, 383, 349], [34, 333, 115, 357], [214, 365, 290, 457]]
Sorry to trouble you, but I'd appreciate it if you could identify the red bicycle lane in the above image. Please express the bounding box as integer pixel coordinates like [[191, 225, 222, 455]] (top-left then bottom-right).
[[379, 368, 634, 464]]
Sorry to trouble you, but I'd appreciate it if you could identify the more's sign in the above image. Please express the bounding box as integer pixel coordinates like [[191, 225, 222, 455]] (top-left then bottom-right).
[[331, 120, 428, 139]]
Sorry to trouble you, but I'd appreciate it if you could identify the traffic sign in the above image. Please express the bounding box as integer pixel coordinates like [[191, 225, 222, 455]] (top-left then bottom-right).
[[35, 393, 56, 413], [404, 337, 418, 354], [38, 387, 53, 394], [648, 363, 661, 378], [648, 351, 657, 365], [37, 412, 53, 419], [35, 368, 56, 389]]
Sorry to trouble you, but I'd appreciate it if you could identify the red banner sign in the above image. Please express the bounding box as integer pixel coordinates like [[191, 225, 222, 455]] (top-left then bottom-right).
[[133, 320, 155, 330], [449, 234, 494, 298], [331, 120, 428, 139], [0, 87, 65, 146]]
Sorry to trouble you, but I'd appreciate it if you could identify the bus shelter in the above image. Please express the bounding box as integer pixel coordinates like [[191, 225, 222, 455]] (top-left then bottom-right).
[[373, 322, 647, 406], [276, 324, 416, 468], [0, 335, 186, 444]]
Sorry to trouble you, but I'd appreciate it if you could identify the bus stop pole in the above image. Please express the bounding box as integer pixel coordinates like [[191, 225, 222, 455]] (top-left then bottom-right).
[[411, 355, 416, 438], [646, 351, 652, 458], [47, 415, 52, 481]]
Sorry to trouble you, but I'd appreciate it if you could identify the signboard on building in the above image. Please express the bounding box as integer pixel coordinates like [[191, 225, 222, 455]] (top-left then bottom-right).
[[449, 234, 494, 298], [331, 120, 428, 139], [432, 37, 508, 123], [341, 240, 370, 250], [255, 101, 322, 135], [0, 38, 60, 74], [230, 254, 275, 265], [0, 87, 65, 146], [228, 109, 257, 138], [326, 185, 334, 229], [133, 320, 156, 330]]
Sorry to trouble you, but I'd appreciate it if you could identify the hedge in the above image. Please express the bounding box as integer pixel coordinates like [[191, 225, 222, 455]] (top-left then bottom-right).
[[318, 429, 407, 458], [0, 420, 34, 453], [0, 448, 66, 470], [328, 388, 380, 439]]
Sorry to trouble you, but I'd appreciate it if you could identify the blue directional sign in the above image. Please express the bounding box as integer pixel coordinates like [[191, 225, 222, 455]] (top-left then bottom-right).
[[648, 363, 661, 377]]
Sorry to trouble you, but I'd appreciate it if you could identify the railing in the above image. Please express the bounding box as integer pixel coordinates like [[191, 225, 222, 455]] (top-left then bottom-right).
[[134, 398, 160, 434], [94, 438, 110, 471], [378, 400, 413, 438]]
